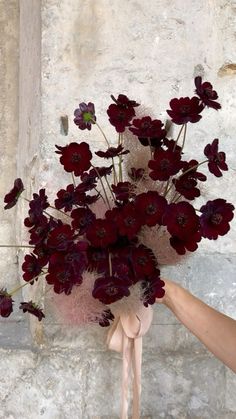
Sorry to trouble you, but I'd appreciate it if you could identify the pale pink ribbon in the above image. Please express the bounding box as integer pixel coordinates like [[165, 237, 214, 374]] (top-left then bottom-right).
[[107, 305, 153, 419]]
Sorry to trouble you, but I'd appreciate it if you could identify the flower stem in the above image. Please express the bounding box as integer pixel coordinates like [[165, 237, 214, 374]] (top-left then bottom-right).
[[91, 165, 111, 209], [0, 245, 34, 248], [173, 124, 185, 151], [104, 176, 116, 202], [181, 123, 187, 151], [48, 205, 72, 219], [71, 173, 76, 187], [94, 121, 110, 148]]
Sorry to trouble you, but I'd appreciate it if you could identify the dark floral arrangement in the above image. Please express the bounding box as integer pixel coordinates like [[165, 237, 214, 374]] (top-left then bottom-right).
[[0, 77, 234, 326]]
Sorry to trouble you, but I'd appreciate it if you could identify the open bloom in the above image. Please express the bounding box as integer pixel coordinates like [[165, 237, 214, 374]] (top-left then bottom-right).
[[4, 178, 24, 210], [107, 94, 139, 133], [86, 219, 117, 247], [135, 191, 167, 226], [92, 275, 130, 304], [200, 199, 234, 239], [148, 149, 182, 181], [74, 102, 96, 130], [129, 116, 166, 147], [163, 202, 199, 240], [167, 96, 204, 125], [55, 142, 92, 176], [204, 139, 228, 177], [195, 76, 221, 110]]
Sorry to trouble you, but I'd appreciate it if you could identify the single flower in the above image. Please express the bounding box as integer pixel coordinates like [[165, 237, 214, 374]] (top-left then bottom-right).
[[204, 139, 228, 177], [163, 202, 199, 240], [74, 102, 96, 130], [129, 116, 166, 147], [194, 76, 221, 110], [0, 289, 14, 318], [107, 94, 139, 133], [20, 301, 45, 321], [166, 96, 204, 125], [200, 199, 234, 240], [92, 275, 130, 304], [55, 142, 92, 176], [148, 149, 182, 181], [4, 178, 24, 210]]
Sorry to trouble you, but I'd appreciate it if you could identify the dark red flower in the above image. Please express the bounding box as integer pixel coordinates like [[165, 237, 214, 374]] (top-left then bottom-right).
[[29, 189, 49, 217], [128, 167, 145, 181], [163, 138, 182, 153], [170, 232, 202, 255], [135, 191, 167, 226], [195, 76, 221, 110], [55, 184, 77, 212], [29, 216, 51, 245], [95, 144, 129, 159], [112, 181, 135, 202], [181, 159, 207, 181], [47, 224, 75, 251], [20, 301, 45, 321], [0, 289, 14, 318], [148, 149, 182, 181], [89, 165, 113, 179], [4, 178, 24, 210], [33, 243, 52, 267], [80, 171, 97, 190], [55, 142, 92, 176], [129, 116, 166, 147], [107, 94, 139, 133], [49, 243, 88, 277], [98, 309, 114, 327], [22, 254, 42, 283], [74, 102, 96, 130], [46, 267, 82, 295], [71, 207, 96, 234], [167, 96, 204, 125], [142, 275, 165, 306], [163, 202, 199, 240], [116, 203, 143, 239], [92, 275, 130, 304], [86, 219, 117, 247], [173, 176, 200, 200], [131, 245, 157, 278], [200, 199, 234, 240], [204, 139, 228, 177]]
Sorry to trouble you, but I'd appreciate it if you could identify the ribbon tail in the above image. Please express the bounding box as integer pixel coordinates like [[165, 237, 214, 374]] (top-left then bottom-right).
[[132, 336, 142, 419], [121, 333, 132, 419]]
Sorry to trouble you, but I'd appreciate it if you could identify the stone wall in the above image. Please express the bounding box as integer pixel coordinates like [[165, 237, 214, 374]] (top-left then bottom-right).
[[0, 0, 236, 418]]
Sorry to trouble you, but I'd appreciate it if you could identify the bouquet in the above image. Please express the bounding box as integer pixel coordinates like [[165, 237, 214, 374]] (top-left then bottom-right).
[[1, 76, 234, 321], [0, 76, 234, 418]]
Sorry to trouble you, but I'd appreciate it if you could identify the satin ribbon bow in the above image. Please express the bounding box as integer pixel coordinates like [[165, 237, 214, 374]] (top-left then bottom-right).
[[107, 305, 153, 419]]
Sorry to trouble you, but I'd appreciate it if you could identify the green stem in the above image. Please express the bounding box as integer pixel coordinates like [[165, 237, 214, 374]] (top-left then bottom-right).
[[181, 123, 187, 152], [91, 165, 111, 209], [9, 272, 46, 296], [104, 176, 115, 202], [173, 124, 185, 151], [71, 173, 76, 187], [0, 245, 34, 248], [93, 120, 110, 147]]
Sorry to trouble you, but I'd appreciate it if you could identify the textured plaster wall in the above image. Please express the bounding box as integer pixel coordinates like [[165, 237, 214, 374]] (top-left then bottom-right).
[[0, 0, 236, 418]]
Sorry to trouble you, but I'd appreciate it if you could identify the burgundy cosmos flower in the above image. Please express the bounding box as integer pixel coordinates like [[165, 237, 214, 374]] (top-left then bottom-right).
[[107, 94, 139, 133], [0, 289, 14, 318], [116, 203, 143, 239], [131, 245, 157, 278], [200, 199, 234, 240], [92, 275, 130, 304], [86, 219, 117, 247], [112, 181, 135, 202], [20, 301, 45, 321], [47, 224, 75, 252], [135, 191, 167, 226], [56, 142, 92, 176], [163, 202, 199, 240], [195, 76, 221, 110], [204, 139, 228, 177], [173, 159, 207, 200], [74, 102, 96, 130], [129, 116, 166, 147], [4, 178, 24, 210], [22, 254, 42, 283], [71, 207, 96, 234], [142, 276, 165, 306], [95, 144, 129, 159], [170, 232, 202, 255], [167, 96, 204, 125], [148, 149, 182, 181]]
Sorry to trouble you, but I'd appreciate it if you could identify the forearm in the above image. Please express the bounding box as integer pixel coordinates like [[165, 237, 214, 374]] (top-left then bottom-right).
[[163, 280, 236, 373]]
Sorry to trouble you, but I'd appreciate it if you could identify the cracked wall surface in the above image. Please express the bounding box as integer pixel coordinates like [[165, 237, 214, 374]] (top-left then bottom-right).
[[0, 1, 236, 418]]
